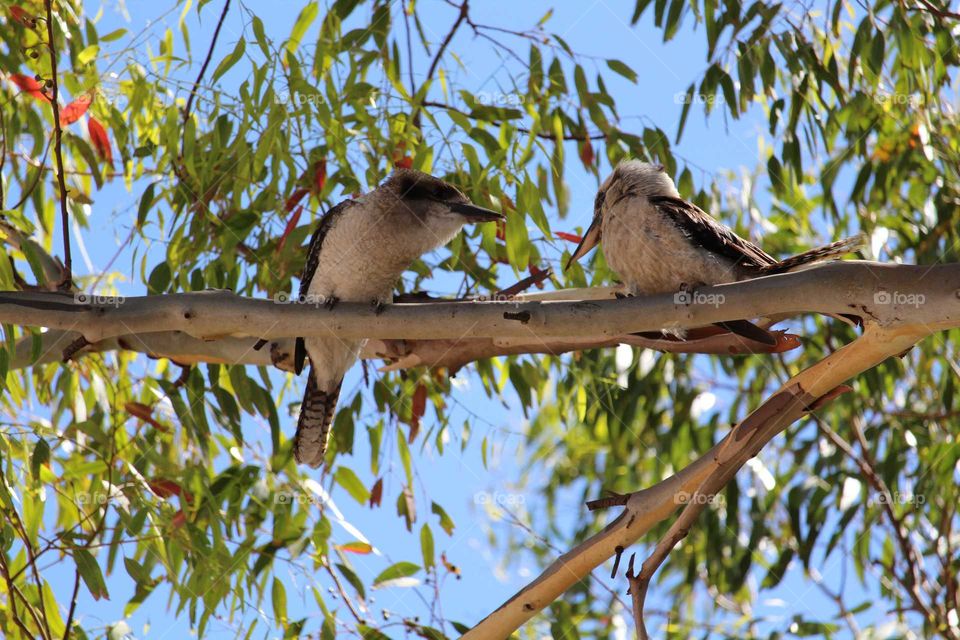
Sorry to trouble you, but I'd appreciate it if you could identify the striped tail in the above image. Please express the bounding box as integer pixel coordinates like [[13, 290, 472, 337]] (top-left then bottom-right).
[[764, 234, 864, 274], [293, 368, 342, 468]]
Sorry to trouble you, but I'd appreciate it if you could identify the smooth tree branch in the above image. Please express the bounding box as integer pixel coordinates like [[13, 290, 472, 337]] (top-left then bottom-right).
[[8, 326, 796, 374], [463, 320, 938, 639], [0, 262, 956, 345]]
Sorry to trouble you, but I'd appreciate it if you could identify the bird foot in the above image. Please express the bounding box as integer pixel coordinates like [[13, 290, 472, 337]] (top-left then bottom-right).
[[62, 335, 91, 362], [371, 299, 386, 315], [614, 291, 634, 300], [323, 295, 340, 310]]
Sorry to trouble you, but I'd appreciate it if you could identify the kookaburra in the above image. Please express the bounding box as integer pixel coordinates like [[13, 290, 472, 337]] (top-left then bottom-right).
[[292, 169, 504, 467], [565, 160, 862, 344]]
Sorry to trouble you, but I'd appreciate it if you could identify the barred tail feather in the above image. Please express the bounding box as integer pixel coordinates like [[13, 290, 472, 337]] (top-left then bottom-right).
[[294, 368, 342, 468], [764, 234, 864, 274]]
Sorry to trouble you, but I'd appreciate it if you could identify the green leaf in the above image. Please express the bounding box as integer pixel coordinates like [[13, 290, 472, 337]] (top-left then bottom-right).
[[606, 59, 638, 83], [420, 524, 435, 570], [272, 577, 287, 625], [372, 561, 420, 588], [211, 38, 246, 84], [75, 549, 109, 600], [431, 502, 455, 535], [334, 467, 369, 504], [287, 2, 319, 55]]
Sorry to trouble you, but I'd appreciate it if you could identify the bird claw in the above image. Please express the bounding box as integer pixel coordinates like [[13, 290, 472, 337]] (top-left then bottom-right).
[[614, 291, 634, 300], [372, 299, 386, 315], [62, 335, 91, 362], [323, 296, 340, 310]]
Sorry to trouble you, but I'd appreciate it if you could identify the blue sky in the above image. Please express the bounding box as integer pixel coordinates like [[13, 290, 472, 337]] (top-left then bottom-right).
[[25, 0, 913, 638]]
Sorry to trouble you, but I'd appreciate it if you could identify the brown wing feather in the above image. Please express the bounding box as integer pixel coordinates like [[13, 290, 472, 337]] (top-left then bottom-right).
[[648, 196, 777, 271], [294, 199, 355, 374]]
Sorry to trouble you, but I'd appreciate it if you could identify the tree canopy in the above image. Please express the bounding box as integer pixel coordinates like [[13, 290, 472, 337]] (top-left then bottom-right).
[[1, 0, 960, 638]]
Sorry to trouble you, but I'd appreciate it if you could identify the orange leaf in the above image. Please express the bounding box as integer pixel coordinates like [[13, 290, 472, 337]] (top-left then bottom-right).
[[579, 138, 595, 167], [555, 231, 582, 243], [125, 401, 168, 432], [369, 477, 383, 508], [441, 552, 461, 578], [278, 204, 303, 251], [59, 94, 92, 126], [495, 219, 506, 241], [285, 187, 308, 212], [9, 6, 33, 26], [171, 510, 187, 529], [336, 541, 373, 555], [409, 383, 427, 442], [87, 117, 113, 165], [9, 74, 48, 102], [395, 156, 413, 169], [528, 264, 546, 289], [313, 160, 327, 193]]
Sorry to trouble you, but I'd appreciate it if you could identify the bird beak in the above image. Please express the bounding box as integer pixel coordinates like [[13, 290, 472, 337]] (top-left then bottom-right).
[[448, 202, 505, 223], [564, 215, 602, 270]]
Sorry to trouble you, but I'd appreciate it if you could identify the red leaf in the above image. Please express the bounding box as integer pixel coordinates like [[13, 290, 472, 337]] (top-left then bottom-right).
[[369, 477, 383, 508], [556, 231, 583, 243], [170, 510, 187, 529], [394, 156, 413, 169], [495, 219, 506, 241], [409, 383, 427, 441], [59, 94, 92, 126], [313, 160, 327, 193], [9, 74, 49, 102], [148, 479, 182, 499], [9, 6, 33, 26], [528, 264, 546, 289], [87, 117, 113, 165], [285, 187, 308, 212], [579, 138, 595, 167], [278, 204, 303, 251], [125, 401, 168, 432]]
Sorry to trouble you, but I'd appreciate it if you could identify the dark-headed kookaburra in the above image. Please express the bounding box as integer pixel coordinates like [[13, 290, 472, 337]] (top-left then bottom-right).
[[565, 160, 862, 344], [292, 169, 504, 467]]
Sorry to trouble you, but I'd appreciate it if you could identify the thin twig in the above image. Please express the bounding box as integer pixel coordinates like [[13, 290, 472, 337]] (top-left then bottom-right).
[[44, 0, 72, 289], [912, 0, 960, 19], [181, 0, 231, 159], [323, 560, 365, 625], [412, 1, 469, 129], [62, 569, 81, 640]]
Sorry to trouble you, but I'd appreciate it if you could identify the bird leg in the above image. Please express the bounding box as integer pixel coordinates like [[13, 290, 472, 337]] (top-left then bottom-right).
[[323, 295, 340, 310], [371, 299, 386, 315]]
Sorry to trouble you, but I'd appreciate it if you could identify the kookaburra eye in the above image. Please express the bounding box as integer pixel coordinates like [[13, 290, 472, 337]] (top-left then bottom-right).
[[594, 191, 606, 212]]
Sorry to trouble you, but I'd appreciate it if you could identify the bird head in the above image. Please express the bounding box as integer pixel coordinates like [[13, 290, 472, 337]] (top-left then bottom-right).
[[564, 160, 679, 270], [378, 169, 505, 254]]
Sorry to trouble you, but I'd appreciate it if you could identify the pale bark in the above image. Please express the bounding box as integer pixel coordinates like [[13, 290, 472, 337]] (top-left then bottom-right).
[[0, 262, 955, 344]]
